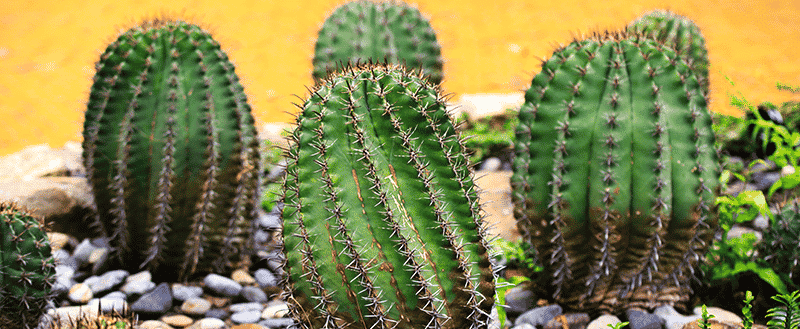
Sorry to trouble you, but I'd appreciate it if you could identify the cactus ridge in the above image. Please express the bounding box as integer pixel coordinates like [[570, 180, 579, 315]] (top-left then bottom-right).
[[628, 10, 709, 94], [0, 202, 56, 329], [511, 31, 717, 313], [82, 19, 260, 281], [281, 62, 494, 329], [312, 0, 443, 85]]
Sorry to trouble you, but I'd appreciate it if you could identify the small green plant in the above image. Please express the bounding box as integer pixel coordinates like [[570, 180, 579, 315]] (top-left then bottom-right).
[[607, 321, 630, 329], [766, 290, 800, 329], [457, 109, 519, 166], [492, 238, 541, 274], [698, 304, 716, 329], [742, 291, 755, 329], [495, 275, 531, 329]]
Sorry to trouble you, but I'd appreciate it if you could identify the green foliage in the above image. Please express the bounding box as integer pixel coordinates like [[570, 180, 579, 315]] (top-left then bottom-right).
[[281, 63, 495, 329], [457, 109, 519, 166], [495, 276, 531, 329], [742, 291, 755, 329], [757, 202, 800, 287], [492, 238, 541, 274], [766, 291, 800, 329], [82, 19, 260, 281], [312, 0, 443, 84], [260, 182, 283, 213], [607, 322, 630, 329], [698, 305, 716, 329], [0, 203, 55, 329], [511, 31, 717, 312]]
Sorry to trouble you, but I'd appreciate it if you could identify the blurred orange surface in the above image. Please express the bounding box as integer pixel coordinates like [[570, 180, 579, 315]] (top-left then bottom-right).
[[1, 0, 798, 155]]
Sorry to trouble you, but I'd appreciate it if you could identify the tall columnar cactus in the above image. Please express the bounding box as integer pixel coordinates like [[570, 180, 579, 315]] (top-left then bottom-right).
[[510, 31, 718, 313], [628, 10, 709, 94], [312, 0, 443, 85], [281, 62, 495, 329], [0, 202, 55, 329], [82, 19, 260, 281]]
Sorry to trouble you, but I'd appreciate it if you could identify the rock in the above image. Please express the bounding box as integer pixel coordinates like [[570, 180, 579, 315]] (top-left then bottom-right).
[[481, 157, 503, 172], [692, 307, 742, 326], [72, 238, 98, 265], [121, 278, 156, 297], [42, 305, 100, 328], [753, 214, 770, 230], [47, 232, 74, 251], [186, 318, 227, 329], [655, 305, 700, 329], [588, 314, 623, 329], [515, 304, 562, 327], [88, 247, 109, 273], [232, 310, 263, 324], [181, 297, 212, 315], [53, 264, 76, 293], [254, 268, 278, 288], [231, 325, 268, 329], [161, 314, 194, 327], [84, 269, 129, 294], [681, 319, 741, 329], [103, 291, 127, 300], [131, 282, 173, 314], [512, 324, 535, 329], [751, 171, 781, 191], [257, 212, 281, 230], [205, 308, 229, 319], [727, 225, 762, 242], [172, 283, 204, 301], [204, 273, 243, 297], [230, 302, 265, 313], [543, 313, 590, 329], [86, 297, 128, 313], [448, 93, 524, 120], [232, 269, 257, 285], [262, 301, 289, 319], [139, 320, 175, 329], [627, 309, 664, 329], [68, 283, 93, 303], [504, 286, 537, 315], [258, 318, 295, 329], [242, 286, 268, 303]]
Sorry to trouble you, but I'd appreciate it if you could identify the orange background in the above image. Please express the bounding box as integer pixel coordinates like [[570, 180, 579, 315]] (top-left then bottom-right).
[[1, 0, 798, 156]]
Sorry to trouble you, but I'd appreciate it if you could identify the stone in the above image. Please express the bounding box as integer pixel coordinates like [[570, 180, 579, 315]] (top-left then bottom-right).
[[42, 305, 100, 328], [681, 319, 741, 329], [230, 302, 265, 313], [627, 309, 664, 329], [258, 212, 281, 230], [172, 283, 204, 301], [186, 318, 226, 329], [204, 273, 243, 297], [655, 305, 700, 329], [131, 282, 173, 314], [68, 283, 93, 303], [543, 313, 590, 329], [103, 291, 127, 300], [504, 286, 537, 315], [73, 238, 97, 265], [127, 270, 153, 283], [88, 247, 109, 273], [205, 308, 229, 319], [692, 307, 743, 326], [139, 320, 176, 329], [161, 314, 194, 327], [47, 232, 74, 251], [515, 304, 562, 327], [727, 225, 762, 242], [84, 269, 129, 294], [262, 301, 289, 319], [231, 325, 268, 329], [513, 324, 536, 329], [254, 268, 278, 288], [587, 314, 623, 329], [181, 297, 212, 315], [481, 157, 503, 172], [121, 278, 156, 296], [232, 310, 263, 324], [258, 318, 295, 329], [753, 214, 770, 230], [232, 268, 257, 285], [86, 297, 128, 313], [242, 286, 268, 303], [751, 171, 781, 191]]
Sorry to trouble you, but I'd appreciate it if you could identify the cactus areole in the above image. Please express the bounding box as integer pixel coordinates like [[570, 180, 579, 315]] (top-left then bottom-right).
[[82, 20, 260, 281], [281, 63, 495, 329], [511, 31, 718, 313], [312, 0, 443, 85]]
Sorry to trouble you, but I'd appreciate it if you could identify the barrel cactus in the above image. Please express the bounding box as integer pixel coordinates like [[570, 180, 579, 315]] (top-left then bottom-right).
[[82, 19, 260, 281], [0, 202, 56, 329], [281, 62, 495, 329], [628, 10, 709, 94], [312, 0, 443, 85], [510, 31, 718, 313]]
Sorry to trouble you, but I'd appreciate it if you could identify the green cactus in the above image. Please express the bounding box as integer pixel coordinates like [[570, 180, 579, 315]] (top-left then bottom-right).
[[628, 10, 709, 94], [510, 31, 718, 313], [82, 19, 260, 281], [281, 62, 495, 329], [312, 0, 443, 85], [758, 202, 800, 285], [0, 202, 56, 329]]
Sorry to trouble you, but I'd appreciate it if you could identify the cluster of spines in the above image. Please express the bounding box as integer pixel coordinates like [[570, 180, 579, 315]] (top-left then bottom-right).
[[312, 0, 443, 85], [82, 19, 259, 281], [0, 202, 56, 329], [280, 62, 495, 329], [511, 31, 717, 312]]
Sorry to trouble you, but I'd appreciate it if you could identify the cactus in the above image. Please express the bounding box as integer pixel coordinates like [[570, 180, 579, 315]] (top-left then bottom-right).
[[628, 10, 709, 94], [82, 19, 260, 281], [758, 202, 800, 284], [510, 31, 718, 313], [0, 202, 56, 329], [281, 62, 495, 329], [312, 0, 443, 85]]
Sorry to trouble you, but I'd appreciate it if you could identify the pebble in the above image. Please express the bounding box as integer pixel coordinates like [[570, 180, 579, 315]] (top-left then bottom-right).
[[262, 301, 290, 319], [230, 302, 265, 313], [131, 282, 173, 314], [181, 297, 212, 315], [84, 269, 129, 294], [543, 313, 590, 329], [68, 283, 93, 303], [693, 307, 743, 325], [231, 325, 268, 329], [47, 232, 72, 251], [161, 314, 194, 327], [233, 269, 257, 285], [516, 304, 562, 327], [587, 314, 623, 329], [258, 318, 295, 328], [205, 308, 229, 319], [172, 283, 204, 301], [242, 285, 269, 303], [504, 286, 537, 315], [481, 157, 503, 171], [73, 238, 97, 264], [86, 297, 128, 313], [255, 268, 278, 288], [139, 320, 175, 329], [204, 273, 243, 297], [627, 309, 664, 329], [186, 318, 226, 329], [655, 305, 701, 329], [232, 310, 263, 324]]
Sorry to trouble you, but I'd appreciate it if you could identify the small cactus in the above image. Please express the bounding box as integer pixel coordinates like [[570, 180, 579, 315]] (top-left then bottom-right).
[[281, 62, 495, 329], [628, 10, 709, 94], [0, 202, 56, 329], [82, 19, 260, 281], [312, 0, 443, 84], [511, 31, 718, 313]]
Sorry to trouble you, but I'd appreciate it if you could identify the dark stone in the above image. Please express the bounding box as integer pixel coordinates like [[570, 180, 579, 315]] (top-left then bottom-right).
[[130, 282, 173, 314]]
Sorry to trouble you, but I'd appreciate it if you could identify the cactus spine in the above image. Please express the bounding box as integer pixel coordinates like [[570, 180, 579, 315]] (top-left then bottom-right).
[[312, 0, 443, 85], [0, 202, 56, 329], [628, 10, 709, 94], [281, 62, 494, 329], [82, 19, 260, 281], [510, 31, 718, 313]]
